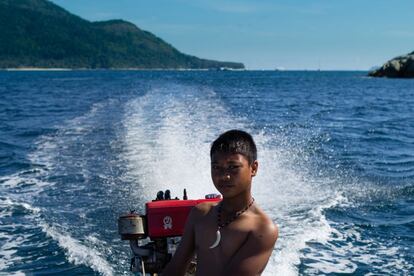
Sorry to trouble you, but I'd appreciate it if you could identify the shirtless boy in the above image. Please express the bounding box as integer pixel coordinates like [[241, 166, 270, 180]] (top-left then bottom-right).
[[163, 130, 278, 276]]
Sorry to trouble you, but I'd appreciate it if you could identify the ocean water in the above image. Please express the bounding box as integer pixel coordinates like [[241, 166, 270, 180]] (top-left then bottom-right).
[[0, 70, 413, 275]]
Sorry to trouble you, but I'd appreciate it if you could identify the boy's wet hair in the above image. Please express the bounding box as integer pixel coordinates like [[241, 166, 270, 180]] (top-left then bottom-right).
[[210, 130, 257, 164]]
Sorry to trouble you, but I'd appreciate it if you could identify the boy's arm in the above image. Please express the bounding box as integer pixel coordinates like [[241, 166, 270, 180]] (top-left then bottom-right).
[[162, 206, 198, 276], [222, 220, 278, 276]]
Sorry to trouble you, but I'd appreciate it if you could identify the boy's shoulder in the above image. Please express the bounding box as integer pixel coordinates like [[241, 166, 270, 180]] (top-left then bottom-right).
[[193, 201, 217, 216], [250, 206, 278, 241]]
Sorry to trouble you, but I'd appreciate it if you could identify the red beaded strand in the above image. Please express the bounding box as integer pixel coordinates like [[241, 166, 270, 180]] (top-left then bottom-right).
[[217, 198, 255, 229]]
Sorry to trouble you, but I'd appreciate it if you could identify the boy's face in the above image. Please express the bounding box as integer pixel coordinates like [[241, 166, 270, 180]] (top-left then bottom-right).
[[211, 152, 258, 198]]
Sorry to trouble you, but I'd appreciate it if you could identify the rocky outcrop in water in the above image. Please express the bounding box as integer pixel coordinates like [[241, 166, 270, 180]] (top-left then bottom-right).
[[369, 52, 414, 78]]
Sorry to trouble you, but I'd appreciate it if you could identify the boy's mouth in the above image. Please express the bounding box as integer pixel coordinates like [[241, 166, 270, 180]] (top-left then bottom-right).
[[219, 184, 235, 189]]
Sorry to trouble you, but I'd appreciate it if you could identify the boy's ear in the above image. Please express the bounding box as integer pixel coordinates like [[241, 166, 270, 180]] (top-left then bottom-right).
[[251, 160, 258, 176]]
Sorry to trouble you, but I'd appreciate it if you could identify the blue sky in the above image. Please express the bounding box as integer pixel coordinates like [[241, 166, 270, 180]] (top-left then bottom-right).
[[51, 0, 414, 70]]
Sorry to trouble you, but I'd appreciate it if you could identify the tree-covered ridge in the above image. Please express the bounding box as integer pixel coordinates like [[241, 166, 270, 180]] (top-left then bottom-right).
[[0, 0, 244, 69]]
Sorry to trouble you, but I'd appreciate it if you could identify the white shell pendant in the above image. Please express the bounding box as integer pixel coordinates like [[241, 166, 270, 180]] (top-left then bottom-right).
[[209, 229, 221, 249]]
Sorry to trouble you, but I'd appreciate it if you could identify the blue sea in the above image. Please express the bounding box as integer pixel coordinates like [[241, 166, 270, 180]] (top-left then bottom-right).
[[0, 70, 413, 275]]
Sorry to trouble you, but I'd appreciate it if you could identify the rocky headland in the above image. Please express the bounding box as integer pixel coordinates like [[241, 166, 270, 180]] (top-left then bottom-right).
[[369, 52, 414, 78]]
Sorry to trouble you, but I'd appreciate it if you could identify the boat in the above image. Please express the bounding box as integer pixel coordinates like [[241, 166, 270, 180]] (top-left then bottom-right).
[[118, 189, 221, 275]]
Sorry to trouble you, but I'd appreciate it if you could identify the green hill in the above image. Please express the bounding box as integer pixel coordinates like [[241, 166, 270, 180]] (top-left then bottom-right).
[[0, 0, 244, 69]]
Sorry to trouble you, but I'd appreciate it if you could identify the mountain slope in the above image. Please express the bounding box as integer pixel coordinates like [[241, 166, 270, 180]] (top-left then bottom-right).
[[0, 0, 244, 69]]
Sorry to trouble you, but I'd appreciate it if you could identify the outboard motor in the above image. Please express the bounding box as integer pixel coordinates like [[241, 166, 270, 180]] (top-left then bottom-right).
[[118, 189, 221, 275]]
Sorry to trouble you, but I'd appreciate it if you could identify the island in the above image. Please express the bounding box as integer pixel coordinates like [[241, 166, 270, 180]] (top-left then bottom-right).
[[0, 0, 244, 70], [368, 51, 414, 78]]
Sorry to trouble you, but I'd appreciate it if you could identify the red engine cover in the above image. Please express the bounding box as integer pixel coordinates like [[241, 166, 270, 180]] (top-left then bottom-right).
[[146, 198, 220, 238]]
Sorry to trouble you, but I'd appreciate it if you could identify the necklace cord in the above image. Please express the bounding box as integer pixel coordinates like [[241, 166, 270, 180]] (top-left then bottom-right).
[[217, 198, 255, 229]]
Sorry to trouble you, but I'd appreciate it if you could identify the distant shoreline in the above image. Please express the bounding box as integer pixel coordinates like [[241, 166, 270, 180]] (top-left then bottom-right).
[[3, 67, 210, 71], [2, 67, 246, 72], [1, 68, 368, 72], [4, 68, 73, 71]]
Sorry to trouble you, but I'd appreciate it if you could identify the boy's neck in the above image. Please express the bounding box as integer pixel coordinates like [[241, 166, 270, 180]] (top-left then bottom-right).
[[221, 192, 253, 213]]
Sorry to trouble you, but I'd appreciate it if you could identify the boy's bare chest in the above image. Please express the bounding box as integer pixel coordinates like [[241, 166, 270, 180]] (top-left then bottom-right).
[[194, 213, 252, 262]]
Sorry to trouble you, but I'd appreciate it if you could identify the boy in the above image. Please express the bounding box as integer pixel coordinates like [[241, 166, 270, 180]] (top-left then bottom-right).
[[163, 130, 278, 275]]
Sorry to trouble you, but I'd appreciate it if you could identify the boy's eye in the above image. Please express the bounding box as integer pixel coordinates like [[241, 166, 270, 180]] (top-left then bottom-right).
[[211, 164, 241, 171]]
